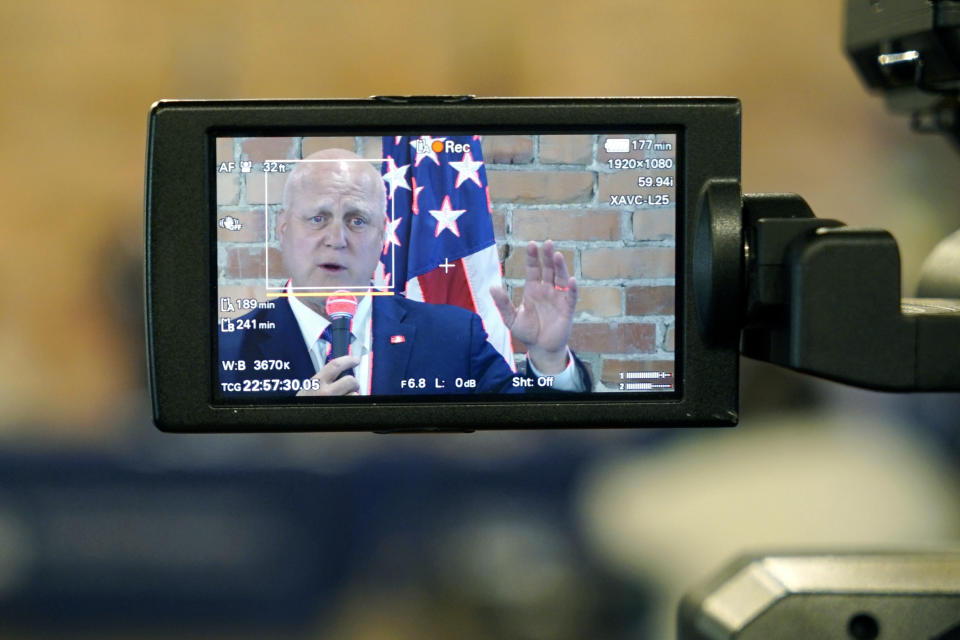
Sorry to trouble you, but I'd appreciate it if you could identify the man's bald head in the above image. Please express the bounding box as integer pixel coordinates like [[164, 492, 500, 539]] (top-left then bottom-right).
[[277, 149, 388, 305], [282, 148, 386, 225]]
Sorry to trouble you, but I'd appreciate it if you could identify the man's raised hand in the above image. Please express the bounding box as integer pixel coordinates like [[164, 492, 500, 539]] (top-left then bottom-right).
[[490, 240, 578, 374]]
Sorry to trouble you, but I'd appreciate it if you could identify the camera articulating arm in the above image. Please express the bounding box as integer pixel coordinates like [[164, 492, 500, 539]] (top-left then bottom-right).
[[694, 180, 960, 391]]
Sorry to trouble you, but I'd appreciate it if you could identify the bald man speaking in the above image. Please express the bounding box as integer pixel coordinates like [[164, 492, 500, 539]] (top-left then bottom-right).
[[220, 149, 588, 397]]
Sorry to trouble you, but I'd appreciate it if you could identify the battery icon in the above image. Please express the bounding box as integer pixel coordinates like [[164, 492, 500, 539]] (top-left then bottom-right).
[[604, 138, 631, 153]]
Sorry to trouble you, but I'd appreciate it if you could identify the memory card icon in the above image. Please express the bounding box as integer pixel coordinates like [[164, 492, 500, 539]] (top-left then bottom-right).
[[604, 138, 631, 153]]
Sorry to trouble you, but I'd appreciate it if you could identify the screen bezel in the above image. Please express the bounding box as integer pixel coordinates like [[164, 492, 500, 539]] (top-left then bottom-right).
[[146, 97, 741, 431]]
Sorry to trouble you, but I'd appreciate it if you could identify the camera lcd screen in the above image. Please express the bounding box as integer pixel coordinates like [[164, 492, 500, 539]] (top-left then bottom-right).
[[213, 132, 678, 402]]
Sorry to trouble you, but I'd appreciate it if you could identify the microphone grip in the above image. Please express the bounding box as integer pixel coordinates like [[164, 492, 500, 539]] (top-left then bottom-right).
[[330, 316, 352, 379]]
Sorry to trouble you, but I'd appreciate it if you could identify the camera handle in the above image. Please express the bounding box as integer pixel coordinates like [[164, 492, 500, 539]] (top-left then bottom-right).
[[677, 551, 960, 640], [694, 179, 960, 391]]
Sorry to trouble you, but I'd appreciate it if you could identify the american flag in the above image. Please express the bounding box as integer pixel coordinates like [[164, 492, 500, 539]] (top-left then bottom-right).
[[375, 135, 515, 369]]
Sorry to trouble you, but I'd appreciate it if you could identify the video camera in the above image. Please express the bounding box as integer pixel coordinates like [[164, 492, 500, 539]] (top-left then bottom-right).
[[147, 98, 740, 431], [145, 94, 958, 432], [146, 3, 960, 434]]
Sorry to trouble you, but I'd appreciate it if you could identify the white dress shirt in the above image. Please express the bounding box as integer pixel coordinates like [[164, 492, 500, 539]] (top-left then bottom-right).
[[288, 289, 374, 395]]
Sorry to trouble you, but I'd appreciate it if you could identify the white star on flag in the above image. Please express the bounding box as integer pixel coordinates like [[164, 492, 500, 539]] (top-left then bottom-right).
[[448, 150, 484, 189], [410, 136, 444, 167], [382, 157, 410, 200], [428, 195, 467, 238], [383, 215, 403, 253]]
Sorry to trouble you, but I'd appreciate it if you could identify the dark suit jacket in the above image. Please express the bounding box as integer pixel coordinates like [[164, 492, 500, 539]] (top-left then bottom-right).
[[219, 295, 582, 397]]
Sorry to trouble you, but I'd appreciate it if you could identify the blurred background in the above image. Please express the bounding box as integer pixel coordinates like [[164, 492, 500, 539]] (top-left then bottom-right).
[[1, 1, 959, 638]]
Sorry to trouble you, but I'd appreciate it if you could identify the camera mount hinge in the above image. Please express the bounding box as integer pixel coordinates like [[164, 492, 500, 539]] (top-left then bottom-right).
[[694, 180, 960, 391]]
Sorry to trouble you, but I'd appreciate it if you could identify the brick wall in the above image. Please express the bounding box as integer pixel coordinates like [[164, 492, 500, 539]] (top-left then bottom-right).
[[217, 134, 677, 391]]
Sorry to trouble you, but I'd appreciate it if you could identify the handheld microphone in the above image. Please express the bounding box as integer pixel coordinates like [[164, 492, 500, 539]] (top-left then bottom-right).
[[325, 291, 359, 379]]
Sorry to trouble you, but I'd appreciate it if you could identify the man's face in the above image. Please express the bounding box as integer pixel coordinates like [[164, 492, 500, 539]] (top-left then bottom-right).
[[278, 160, 385, 302]]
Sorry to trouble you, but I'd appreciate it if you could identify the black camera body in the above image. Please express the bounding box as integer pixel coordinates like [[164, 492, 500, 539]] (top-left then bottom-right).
[[146, 97, 741, 431]]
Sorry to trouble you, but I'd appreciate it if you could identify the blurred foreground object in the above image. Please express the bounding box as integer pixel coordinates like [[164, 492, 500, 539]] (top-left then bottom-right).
[[576, 411, 960, 638], [678, 552, 960, 639]]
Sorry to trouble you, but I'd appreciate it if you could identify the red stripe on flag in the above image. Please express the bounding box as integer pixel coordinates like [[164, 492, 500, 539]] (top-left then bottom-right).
[[416, 259, 476, 312], [367, 350, 374, 394]]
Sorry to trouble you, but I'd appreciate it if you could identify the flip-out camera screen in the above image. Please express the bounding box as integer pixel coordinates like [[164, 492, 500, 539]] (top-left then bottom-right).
[[214, 133, 678, 401]]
